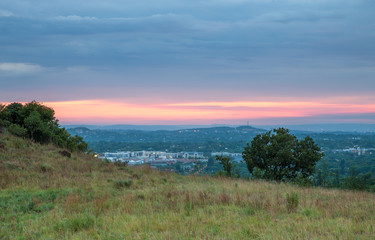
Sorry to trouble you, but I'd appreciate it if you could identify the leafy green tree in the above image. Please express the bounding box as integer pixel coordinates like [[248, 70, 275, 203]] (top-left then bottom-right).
[[0, 101, 88, 152], [24, 111, 52, 143], [1, 102, 23, 126], [24, 111, 42, 139], [343, 167, 373, 191], [67, 135, 88, 152], [242, 128, 324, 181], [216, 155, 234, 177], [50, 126, 71, 148], [315, 160, 329, 187], [7, 124, 27, 138], [21, 101, 56, 124], [252, 167, 264, 179]]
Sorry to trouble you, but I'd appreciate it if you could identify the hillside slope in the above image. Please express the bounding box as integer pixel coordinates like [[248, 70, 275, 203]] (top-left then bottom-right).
[[1, 133, 375, 239]]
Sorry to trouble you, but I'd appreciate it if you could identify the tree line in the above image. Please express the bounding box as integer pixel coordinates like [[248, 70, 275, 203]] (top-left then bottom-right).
[[0, 101, 87, 152]]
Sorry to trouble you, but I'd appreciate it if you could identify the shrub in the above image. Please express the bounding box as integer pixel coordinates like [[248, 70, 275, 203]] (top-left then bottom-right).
[[114, 160, 128, 170], [252, 167, 264, 179], [39, 163, 53, 173], [0, 119, 10, 128], [54, 214, 95, 232], [293, 172, 313, 187], [216, 155, 233, 177], [113, 179, 133, 189], [213, 170, 227, 177], [286, 192, 299, 213], [0, 101, 88, 152], [7, 124, 27, 138], [243, 206, 256, 216], [0, 140, 5, 150], [68, 214, 95, 232]]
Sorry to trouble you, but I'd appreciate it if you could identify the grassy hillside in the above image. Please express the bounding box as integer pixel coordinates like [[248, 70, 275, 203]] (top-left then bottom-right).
[[1, 133, 375, 239]]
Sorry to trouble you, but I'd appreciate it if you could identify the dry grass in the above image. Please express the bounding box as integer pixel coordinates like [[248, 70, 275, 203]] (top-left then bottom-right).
[[1, 133, 375, 239]]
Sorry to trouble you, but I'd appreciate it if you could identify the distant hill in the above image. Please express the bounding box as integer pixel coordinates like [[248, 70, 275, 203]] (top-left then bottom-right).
[[64, 123, 375, 133], [62, 124, 235, 131], [67, 125, 267, 143], [255, 124, 375, 133]]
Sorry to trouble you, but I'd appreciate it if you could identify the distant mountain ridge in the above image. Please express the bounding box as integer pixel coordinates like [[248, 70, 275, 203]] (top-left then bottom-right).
[[63, 123, 375, 133], [256, 124, 375, 133], [67, 125, 266, 143], [62, 124, 234, 131]]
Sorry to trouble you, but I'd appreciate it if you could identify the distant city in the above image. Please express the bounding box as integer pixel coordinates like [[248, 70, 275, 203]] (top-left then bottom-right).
[[98, 150, 244, 168], [332, 147, 375, 156], [99, 146, 374, 167]]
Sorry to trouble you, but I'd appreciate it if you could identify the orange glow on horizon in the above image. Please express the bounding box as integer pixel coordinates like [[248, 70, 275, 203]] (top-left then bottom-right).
[[2, 99, 374, 124], [34, 99, 375, 124]]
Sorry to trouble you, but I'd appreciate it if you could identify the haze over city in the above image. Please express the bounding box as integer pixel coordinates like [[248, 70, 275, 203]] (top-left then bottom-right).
[[1, 0, 374, 125]]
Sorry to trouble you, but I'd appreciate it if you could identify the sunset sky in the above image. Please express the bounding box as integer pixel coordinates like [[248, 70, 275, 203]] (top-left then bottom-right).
[[1, 0, 374, 125]]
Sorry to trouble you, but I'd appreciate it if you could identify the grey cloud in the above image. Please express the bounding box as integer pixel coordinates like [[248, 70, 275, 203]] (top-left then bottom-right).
[[253, 11, 343, 23], [0, 62, 45, 74], [0, 9, 13, 17], [0, 0, 374, 117]]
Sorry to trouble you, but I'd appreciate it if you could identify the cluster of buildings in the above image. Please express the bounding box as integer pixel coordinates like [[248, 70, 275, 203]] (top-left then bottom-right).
[[99, 151, 206, 166], [332, 147, 375, 156]]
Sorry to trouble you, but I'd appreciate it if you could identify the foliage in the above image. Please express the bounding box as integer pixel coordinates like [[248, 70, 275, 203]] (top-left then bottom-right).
[[66, 135, 88, 152], [0, 102, 23, 125], [54, 214, 95, 232], [314, 160, 375, 191], [113, 179, 133, 189], [0, 101, 87, 152], [216, 155, 233, 177], [242, 128, 324, 181], [285, 192, 299, 213], [215, 155, 240, 177], [7, 124, 27, 138]]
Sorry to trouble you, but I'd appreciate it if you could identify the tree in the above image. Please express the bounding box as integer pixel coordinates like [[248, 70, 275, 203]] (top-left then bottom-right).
[[7, 124, 27, 138], [0, 101, 88, 152], [216, 155, 233, 177], [242, 128, 324, 182], [1, 102, 23, 126], [24, 111, 52, 143], [67, 135, 88, 152], [21, 101, 56, 124], [216, 155, 240, 177]]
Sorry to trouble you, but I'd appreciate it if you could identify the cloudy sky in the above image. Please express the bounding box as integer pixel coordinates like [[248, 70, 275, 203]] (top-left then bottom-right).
[[1, 0, 374, 125]]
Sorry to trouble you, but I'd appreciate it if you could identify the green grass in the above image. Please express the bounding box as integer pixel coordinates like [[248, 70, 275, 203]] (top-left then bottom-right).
[[1, 133, 375, 239]]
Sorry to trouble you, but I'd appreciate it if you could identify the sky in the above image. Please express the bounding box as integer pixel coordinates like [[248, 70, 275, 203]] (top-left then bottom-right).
[[0, 0, 374, 125]]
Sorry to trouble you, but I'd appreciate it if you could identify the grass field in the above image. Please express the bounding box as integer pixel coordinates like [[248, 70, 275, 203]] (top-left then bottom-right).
[[1, 133, 375, 239]]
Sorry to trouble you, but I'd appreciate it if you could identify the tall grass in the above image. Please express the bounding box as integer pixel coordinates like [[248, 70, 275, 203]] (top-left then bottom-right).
[[1, 133, 375, 239]]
